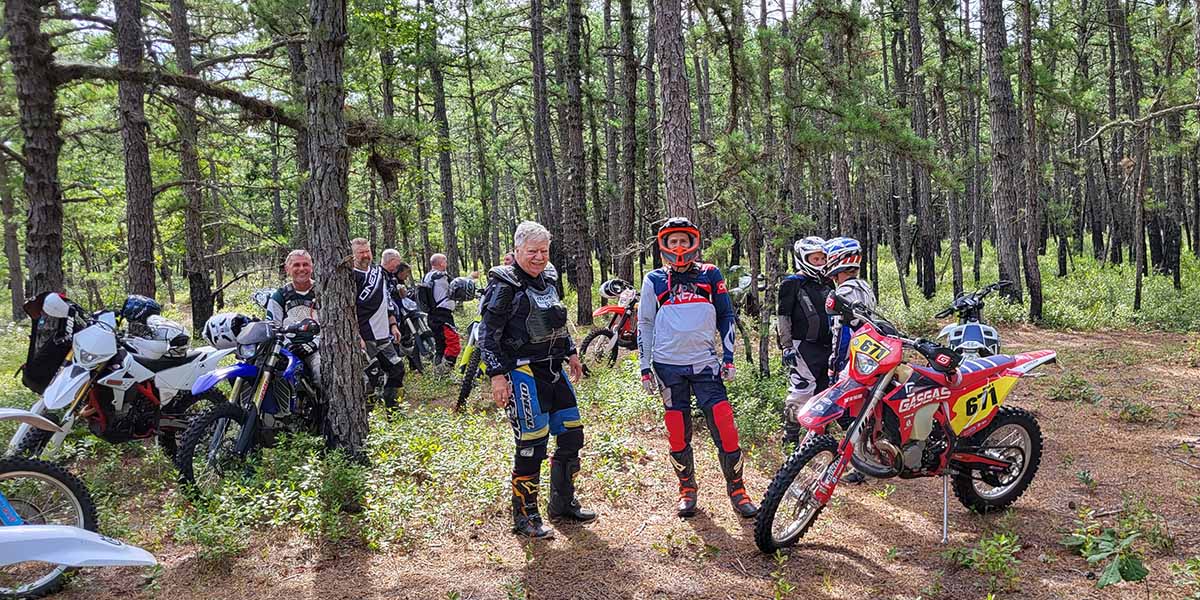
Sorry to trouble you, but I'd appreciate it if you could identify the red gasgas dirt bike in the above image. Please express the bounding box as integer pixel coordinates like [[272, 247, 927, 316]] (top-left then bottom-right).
[[579, 279, 639, 374], [754, 293, 1056, 553]]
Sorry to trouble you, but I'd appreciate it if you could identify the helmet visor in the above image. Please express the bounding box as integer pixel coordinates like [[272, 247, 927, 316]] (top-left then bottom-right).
[[657, 227, 701, 267]]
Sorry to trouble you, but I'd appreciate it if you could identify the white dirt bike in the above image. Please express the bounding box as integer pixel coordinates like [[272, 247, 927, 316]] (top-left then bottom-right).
[[7, 292, 234, 459], [0, 408, 156, 597]]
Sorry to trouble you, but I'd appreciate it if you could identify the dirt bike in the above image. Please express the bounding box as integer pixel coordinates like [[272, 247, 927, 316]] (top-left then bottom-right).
[[8, 292, 233, 460], [174, 318, 324, 493], [0, 408, 156, 598], [935, 280, 1010, 358], [455, 316, 484, 410], [579, 279, 639, 374], [754, 293, 1055, 553], [396, 296, 437, 373]]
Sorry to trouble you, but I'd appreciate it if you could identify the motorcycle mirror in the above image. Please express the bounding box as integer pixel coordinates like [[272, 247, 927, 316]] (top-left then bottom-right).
[[42, 293, 72, 319]]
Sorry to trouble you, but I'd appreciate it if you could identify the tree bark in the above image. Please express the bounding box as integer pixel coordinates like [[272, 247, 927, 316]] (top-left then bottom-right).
[[114, 0, 156, 298], [1019, 0, 1044, 320], [655, 0, 699, 221], [615, 0, 637, 282], [643, 3, 662, 269], [564, 0, 594, 325], [933, 7, 963, 297], [462, 0, 492, 268], [530, 0, 561, 240], [288, 42, 312, 249], [306, 0, 368, 454], [907, 0, 935, 299], [426, 0, 460, 276], [6, 0, 66, 297], [0, 158, 25, 320]]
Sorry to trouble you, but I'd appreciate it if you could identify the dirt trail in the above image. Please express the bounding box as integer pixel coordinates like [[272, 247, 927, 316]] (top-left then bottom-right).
[[61, 328, 1200, 599]]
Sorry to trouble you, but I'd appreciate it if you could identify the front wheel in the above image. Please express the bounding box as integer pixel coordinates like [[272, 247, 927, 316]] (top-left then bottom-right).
[[175, 402, 252, 495], [579, 329, 618, 376], [754, 434, 839, 553], [952, 406, 1043, 513], [0, 456, 99, 598], [11, 427, 55, 460], [456, 351, 483, 411]]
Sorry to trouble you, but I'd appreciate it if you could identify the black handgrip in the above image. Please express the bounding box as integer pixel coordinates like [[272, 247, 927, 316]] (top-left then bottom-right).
[[935, 307, 954, 319], [914, 338, 963, 374]]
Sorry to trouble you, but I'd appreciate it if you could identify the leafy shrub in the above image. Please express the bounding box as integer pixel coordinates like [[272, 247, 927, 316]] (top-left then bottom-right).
[[1048, 372, 1102, 404], [947, 532, 1023, 592], [1061, 507, 1149, 589]]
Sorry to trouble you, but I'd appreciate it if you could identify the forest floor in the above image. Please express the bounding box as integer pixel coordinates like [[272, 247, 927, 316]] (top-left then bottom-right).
[[54, 326, 1200, 600]]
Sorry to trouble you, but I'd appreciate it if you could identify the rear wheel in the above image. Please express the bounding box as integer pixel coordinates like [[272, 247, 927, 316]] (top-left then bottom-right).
[[952, 407, 1043, 513], [0, 456, 98, 598], [456, 351, 483, 411], [754, 435, 839, 553], [175, 401, 252, 495]]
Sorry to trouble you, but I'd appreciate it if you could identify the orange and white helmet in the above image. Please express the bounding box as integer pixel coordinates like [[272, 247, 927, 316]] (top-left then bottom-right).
[[656, 217, 702, 268]]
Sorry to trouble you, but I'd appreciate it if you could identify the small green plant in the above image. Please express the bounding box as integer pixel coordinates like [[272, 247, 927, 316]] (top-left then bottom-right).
[[874, 483, 897, 499], [948, 533, 1022, 592], [1075, 470, 1098, 493], [1060, 508, 1149, 589], [503, 578, 527, 600], [1171, 556, 1200, 599], [1115, 399, 1155, 424], [1048, 371, 1102, 404], [771, 550, 796, 599], [1118, 495, 1174, 553]]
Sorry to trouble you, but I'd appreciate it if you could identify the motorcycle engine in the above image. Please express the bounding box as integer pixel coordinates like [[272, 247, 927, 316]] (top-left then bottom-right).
[[87, 386, 158, 443]]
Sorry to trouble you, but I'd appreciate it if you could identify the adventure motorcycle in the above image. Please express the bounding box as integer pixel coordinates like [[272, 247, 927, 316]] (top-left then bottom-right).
[[754, 293, 1054, 553], [175, 316, 324, 492], [935, 281, 1010, 358], [8, 292, 233, 459], [579, 279, 639, 374], [0, 407, 156, 598]]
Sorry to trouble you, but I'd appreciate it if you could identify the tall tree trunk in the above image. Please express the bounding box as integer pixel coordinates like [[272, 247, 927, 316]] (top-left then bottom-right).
[[462, 0, 491, 267], [530, 0, 561, 236], [288, 42, 311, 250], [603, 0, 620, 278], [616, 0, 637, 282], [115, 0, 156, 297], [564, 0, 593, 324], [426, 0, 460, 276], [981, 0, 1026, 302], [6, 0, 65, 297], [907, 0, 935, 299], [1107, 0, 1147, 307], [933, 8, 963, 297], [307, 0, 368, 454], [643, 3, 662, 269], [0, 159, 24, 320], [380, 46, 398, 250], [656, 0, 699, 221], [1019, 0, 1044, 320]]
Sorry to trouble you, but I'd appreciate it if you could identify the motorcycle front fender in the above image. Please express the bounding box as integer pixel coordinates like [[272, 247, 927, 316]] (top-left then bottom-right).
[[0, 525, 157, 568], [591, 305, 626, 318], [42, 364, 92, 411], [0, 408, 62, 433], [796, 380, 868, 431], [191, 363, 260, 396]]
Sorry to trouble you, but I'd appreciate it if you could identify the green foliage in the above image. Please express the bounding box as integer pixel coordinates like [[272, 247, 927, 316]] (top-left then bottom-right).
[[1171, 556, 1200, 600], [947, 532, 1023, 592], [1114, 399, 1155, 424], [1048, 372, 1102, 404], [1074, 470, 1098, 493], [1060, 507, 1150, 589]]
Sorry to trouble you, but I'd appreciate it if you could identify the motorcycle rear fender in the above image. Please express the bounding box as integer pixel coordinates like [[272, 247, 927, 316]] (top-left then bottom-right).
[[191, 363, 259, 396], [0, 408, 62, 433], [797, 380, 867, 431], [154, 347, 236, 400], [0, 525, 157, 568], [42, 363, 92, 411], [591, 305, 626, 318]]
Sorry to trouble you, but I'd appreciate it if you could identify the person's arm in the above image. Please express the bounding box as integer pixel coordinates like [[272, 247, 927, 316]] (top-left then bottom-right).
[[636, 276, 657, 375], [711, 268, 736, 366], [478, 284, 517, 377], [266, 291, 285, 324], [776, 278, 795, 350]]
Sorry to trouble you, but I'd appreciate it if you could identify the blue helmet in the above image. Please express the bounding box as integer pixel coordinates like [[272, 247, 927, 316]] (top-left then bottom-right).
[[823, 237, 863, 278], [121, 295, 161, 322]]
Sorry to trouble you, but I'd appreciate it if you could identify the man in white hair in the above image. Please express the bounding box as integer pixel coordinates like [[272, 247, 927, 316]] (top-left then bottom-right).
[[477, 221, 594, 538], [422, 252, 461, 366], [266, 249, 320, 379]]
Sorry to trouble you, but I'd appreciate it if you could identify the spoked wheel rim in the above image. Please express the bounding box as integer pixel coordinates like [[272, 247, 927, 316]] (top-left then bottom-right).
[[972, 423, 1032, 500], [581, 331, 616, 369], [194, 415, 246, 494], [771, 449, 835, 545], [0, 470, 87, 595]]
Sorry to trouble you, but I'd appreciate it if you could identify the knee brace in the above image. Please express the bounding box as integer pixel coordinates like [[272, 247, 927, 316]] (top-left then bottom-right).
[[553, 427, 584, 461], [664, 409, 693, 453], [513, 440, 548, 478], [703, 401, 741, 454]]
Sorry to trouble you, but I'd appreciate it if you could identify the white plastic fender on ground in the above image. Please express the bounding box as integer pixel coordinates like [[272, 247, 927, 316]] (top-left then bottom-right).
[[0, 409, 62, 433], [41, 365, 92, 411], [0, 525, 157, 568]]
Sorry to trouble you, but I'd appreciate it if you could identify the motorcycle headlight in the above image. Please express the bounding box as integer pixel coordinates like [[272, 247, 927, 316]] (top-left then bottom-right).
[[237, 343, 258, 360], [77, 349, 102, 367], [853, 352, 879, 376]]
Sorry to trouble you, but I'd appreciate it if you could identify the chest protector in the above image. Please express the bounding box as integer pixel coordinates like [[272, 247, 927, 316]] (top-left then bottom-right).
[[793, 279, 824, 344], [524, 284, 569, 344]]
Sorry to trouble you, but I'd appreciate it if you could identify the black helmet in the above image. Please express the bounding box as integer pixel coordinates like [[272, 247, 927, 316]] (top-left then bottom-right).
[[448, 277, 478, 302], [121, 295, 162, 322], [657, 217, 702, 267], [599, 279, 630, 299]]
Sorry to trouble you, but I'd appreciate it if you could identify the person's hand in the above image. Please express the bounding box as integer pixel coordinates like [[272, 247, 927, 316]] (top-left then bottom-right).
[[491, 374, 511, 408], [781, 349, 797, 368], [567, 354, 584, 383], [391, 325, 402, 343], [721, 363, 736, 382], [641, 372, 658, 396]]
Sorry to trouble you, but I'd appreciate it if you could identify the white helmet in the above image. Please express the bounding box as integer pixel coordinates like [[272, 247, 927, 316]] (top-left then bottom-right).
[[793, 236, 827, 279], [203, 312, 251, 349]]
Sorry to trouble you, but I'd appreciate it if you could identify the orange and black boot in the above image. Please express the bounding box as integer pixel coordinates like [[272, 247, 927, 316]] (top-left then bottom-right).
[[547, 457, 597, 523], [512, 474, 553, 538], [720, 450, 759, 518], [670, 448, 698, 517]]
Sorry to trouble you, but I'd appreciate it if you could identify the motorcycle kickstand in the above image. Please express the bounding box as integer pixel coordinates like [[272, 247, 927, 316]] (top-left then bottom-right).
[[941, 474, 950, 545]]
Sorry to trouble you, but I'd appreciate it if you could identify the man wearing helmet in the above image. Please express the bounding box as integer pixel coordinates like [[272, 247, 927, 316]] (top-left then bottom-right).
[[777, 237, 833, 448], [352, 238, 405, 407], [637, 217, 758, 519], [266, 249, 321, 380], [824, 237, 877, 375], [478, 221, 594, 539]]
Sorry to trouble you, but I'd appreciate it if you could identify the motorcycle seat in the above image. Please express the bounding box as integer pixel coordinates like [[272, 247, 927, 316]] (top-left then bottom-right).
[[133, 350, 204, 371]]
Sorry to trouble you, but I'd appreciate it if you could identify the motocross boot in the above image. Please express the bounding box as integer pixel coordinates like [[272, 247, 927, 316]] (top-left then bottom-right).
[[719, 449, 759, 518], [512, 474, 553, 539], [670, 447, 699, 518], [547, 457, 597, 523]]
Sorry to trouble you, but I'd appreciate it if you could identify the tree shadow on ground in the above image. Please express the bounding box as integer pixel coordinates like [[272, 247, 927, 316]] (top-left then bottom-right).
[[517, 521, 639, 600]]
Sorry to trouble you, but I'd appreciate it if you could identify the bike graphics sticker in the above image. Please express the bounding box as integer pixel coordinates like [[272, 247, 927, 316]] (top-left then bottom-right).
[[949, 375, 1018, 434], [850, 334, 890, 361]]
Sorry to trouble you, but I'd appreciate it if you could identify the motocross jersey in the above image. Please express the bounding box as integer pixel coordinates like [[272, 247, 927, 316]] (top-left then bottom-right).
[[353, 265, 392, 342], [830, 277, 877, 373], [777, 274, 832, 349], [266, 283, 320, 326], [637, 263, 735, 373]]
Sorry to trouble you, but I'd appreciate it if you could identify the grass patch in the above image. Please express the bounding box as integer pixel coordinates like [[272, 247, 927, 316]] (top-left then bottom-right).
[[946, 532, 1022, 592]]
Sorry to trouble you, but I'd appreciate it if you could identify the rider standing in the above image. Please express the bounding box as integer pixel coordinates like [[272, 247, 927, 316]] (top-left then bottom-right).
[[478, 221, 595, 538], [266, 249, 321, 379], [824, 237, 876, 376], [351, 238, 405, 407], [637, 217, 758, 519], [777, 237, 833, 448], [423, 253, 461, 367]]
